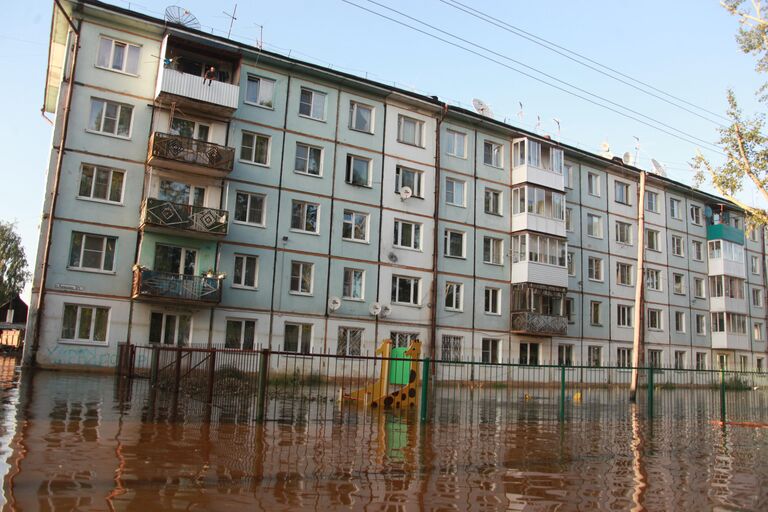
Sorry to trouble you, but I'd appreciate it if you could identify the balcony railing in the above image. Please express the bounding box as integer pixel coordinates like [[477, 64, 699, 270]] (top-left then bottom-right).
[[149, 132, 235, 173], [141, 198, 228, 236], [510, 311, 567, 335], [157, 67, 239, 110], [132, 268, 222, 304], [707, 223, 745, 245]]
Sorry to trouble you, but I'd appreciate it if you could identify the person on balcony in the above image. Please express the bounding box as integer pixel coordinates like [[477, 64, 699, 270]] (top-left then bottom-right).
[[204, 66, 216, 85]]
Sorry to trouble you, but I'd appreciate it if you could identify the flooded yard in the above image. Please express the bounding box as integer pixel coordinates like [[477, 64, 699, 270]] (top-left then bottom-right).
[[1, 355, 768, 510]]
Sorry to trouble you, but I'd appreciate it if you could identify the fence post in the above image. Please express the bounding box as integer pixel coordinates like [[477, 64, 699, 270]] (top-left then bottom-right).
[[174, 347, 182, 398], [206, 350, 216, 405], [255, 349, 270, 423], [720, 367, 727, 423], [150, 346, 160, 386], [420, 357, 431, 424], [559, 365, 566, 421], [647, 368, 654, 418]]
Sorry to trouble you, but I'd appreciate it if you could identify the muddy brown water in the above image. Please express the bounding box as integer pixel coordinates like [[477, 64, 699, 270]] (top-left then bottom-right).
[[1, 355, 768, 511]]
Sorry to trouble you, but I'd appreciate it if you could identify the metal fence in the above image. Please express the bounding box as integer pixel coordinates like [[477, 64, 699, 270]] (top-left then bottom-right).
[[116, 343, 768, 427]]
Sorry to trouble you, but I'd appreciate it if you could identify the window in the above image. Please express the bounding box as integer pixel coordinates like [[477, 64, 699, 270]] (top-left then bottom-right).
[[392, 275, 420, 305], [68, 232, 116, 272], [444, 281, 463, 311], [395, 166, 423, 198], [645, 268, 662, 291], [148, 312, 190, 346], [390, 331, 419, 348], [482, 338, 501, 364], [645, 191, 659, 212], [169, 117, 209, 140], [512, 233, 567, 267], [441, 335, 462, 362], [445, 178, 466, 206], [718, 354, 729, 370], [708, 240, 722, 259], [342, 210, 369, 242], [397, 115, 424, 147], [690, 205, 703, 225], [158, 180, 205, 206], [444, 230, 465, 258], [294, 143, 322, 176], [445, 129, 467, 158], [240, 131, 270, 165], [519, 342, 539, 366], [696, 314, 706, 335], [648, 308, 662, 330], [284, 323, 312, 354], [692, 240, 703, 261], [483, 141, 503, 168], [590, 301, 601, 326], [393, 220, 422, 250], [61, 304, 109, 343], [645, 229, 660, 251], [233, 254, 258, 289], [753, 288, 763, 307], [511, 186, 565, 220], [245, 75, 275, 108], [88, 98, 132, 137], [558, 344, 573, 366], [483, 237, 504, 265], [617, 347, 632, 368], [752, 255, 760, 274], [342, 268, 364, 300], [338, 327, 362, 356], [709, 275, 745, 298], [234, 192, 265, 226], [567, 252, 575, 276], [565, 208, 573, 232], [484, 188, 502, 215], [708, 239, 744, 261], [96, 36, 140, 74], [616, 262, 633, 286], [346, 155, 371, 187], [755, 322, 764, 341], [674, 351, 686, 370], [290, 200, 319, 233], [78, 164, 124, 203], [673, 273, 686, 295], [588, 257, 603, 281], [289, 261, 313, 294], [758, 358, 765, 372], [648, 349, 663, 368], [614, 180, 630, 205], [587, 213, 603, 238], [669, 198, 682, 219], [615, 221, 632, 245], [675, 311, 686, 333], [299, 87, 326, 120], [740, 355, 749, 372], [225, 319, 256, 350], [349, 101, 373, 133], [550, 148, 564, 174], [671, 235, 684, 257], [694, 277, 705, 298], [617, 304, 633, 327], [587, 172, 601, 196], [696, 352, 707, 370], [750, 229, 759, 242], [588, 346, 602, 367], [565, 297, 575, 323], [484, 287, 501, 315]]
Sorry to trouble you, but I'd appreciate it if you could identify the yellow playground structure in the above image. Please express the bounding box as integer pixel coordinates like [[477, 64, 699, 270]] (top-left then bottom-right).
[[343, 339, 422, 410]]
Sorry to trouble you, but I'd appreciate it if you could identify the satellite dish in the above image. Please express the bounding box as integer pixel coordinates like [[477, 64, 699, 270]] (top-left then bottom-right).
[[399, 186, 413, 201], [387, 252, 398, 263], [328, 297, 341, 311], [164, 6, 201, 29], [600, 141, 613, 160], [380, 305, 392, 318], [472, 98, 494, 118], [369, 303, 382, 316], [650, 158, 667, 177], [622, 152, 634, 166], [704, 205, 714, 219]]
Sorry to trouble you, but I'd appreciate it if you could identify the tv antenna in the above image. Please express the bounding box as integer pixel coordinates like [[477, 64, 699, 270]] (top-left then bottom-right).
[[633, 136, 640, 166], [223, 3, 238, 38], [164, 6, 201, 29], [254, 23, 264, 49], [553, 118, 561, 137], [472, 98, 494, 118]]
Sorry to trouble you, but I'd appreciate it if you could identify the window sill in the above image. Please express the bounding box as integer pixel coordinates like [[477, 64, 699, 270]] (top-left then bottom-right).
[[484, 312, 502, 316], [342, 237, 370, 245], [445, 308, 463, 313], [67, 267, 117, 276], [586, 234, 604, 240], [289, 291, 314, 297], [396, 139, 426, 149], [95, 64, 139, 78], [76, 196, 124, 207], [289, 229, 320, 236], [446, 202, 467, 208], [485, 212, 503, 217], [294, 170, 323, 179], [392, 245, 423, 253], [446, 153, 468, 160], [244, 101, 275, 111], [298, 114, 326, 123], [238, 159, 271, 169], [85, 129, 131, 141], [232, 220, 266, 229], [587, 278, 604, 283], [346, 182, 373, 189], [231, 285, 258, 291], [58, 339, 109, 347], [342, 297, 365, 302], [392, 302, 422, 308], [483, 261, 504, 267], [349, 127, 374, 135], [444, 255, 466, 260]]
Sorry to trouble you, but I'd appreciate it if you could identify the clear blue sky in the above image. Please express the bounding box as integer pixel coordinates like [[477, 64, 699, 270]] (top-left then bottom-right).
[[2, 0, 764, 302]]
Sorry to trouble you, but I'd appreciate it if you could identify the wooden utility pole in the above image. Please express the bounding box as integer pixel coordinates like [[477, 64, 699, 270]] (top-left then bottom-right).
[[630, 170, 646, 402]]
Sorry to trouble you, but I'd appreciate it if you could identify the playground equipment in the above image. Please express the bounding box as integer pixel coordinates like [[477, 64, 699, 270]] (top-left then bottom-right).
[[344, 339, 422, 410]]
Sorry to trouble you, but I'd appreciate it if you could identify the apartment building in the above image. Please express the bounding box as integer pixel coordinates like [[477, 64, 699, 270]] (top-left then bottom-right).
[[26, 0, 768, 372]]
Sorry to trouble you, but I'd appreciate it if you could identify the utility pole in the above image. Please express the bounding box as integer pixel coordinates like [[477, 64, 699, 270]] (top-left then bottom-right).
[[630, 170, 646, 402]]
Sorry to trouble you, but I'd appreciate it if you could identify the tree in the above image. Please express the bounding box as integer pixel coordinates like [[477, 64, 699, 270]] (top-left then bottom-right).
[[0, 221, 30, 305], [692, 1, 768, 225]]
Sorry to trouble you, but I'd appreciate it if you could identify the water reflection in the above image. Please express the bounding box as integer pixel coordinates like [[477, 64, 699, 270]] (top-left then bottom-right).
[[1, 357, 768, 510]]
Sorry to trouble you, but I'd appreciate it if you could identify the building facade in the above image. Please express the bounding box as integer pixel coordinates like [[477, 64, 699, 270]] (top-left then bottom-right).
[[26, 0, 768, 372]]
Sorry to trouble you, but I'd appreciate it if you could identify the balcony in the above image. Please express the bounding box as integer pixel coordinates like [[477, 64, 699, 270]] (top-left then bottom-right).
[[141, 198, 228, 238], [711, 332, 750, 351], [511, 262, 568, 288], [510, 311, 567, 336], [156, 67, 239, 115], [132, 268, 222, 306], [148, 132, 235, 177], [707, 223, 745, 245], [511, 213, 566, 238]]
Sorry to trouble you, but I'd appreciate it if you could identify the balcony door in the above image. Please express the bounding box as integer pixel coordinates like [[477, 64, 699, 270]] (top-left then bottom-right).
[[155, 244, 197, 276], [170, 117, 210, 141], [158, 179, 205, 207]]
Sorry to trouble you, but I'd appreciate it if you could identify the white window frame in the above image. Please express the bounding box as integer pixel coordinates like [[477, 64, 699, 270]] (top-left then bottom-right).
[[614, 180, 631, 205], [245, 75, 276, 109], [78, 164, 125, 204], [484, 188, 502, 216], [397, 114, 424, 147], [673, 273, 686, 295], [96, 36, 140, 75], [483, 236, 504, 265], [393, 219, 422, 250], [68, 232, 116, 273], [669, 198, 682, 219], [646, 268, 662, 291], [346, 154, 372, 187], [645, 229, 660, 251], [444, 229, 466, 258], [441, 335, 463, 362], [616, 262, 633, 286], [289, 261, 314, 295], [645, 191, 659, 213], [482, 338, 501, 364], [615, 221, 632, 245], [445, 177, 466, 207], [298, 87, 327, 121], [588, 256, 603, 282], [294, 142, 323, 177], [395, 166, 424, 198], [483, 140, 503, 168], [60, 304, 110, 344], [392, 275, 421, 305], [232, 254, 259, 289], [484, 287, 501, 315], [88, 98, 133, 138], [349, 101, 374, 133], [671, 235, 684, 257], [753, 287, 763, 307], [444, 281, 463, 311], [445, 129, 467, 158], [342, 209, 369, 243], [692, 240, 704, 261], [225, 319, 257, 350], [290, 200, 320, 234], [617, 304, 633, 327], [752, 255, 761, 275], [694, 277, 706, 299], [284, 323, 312, 354], [590, 301, 601, 326], [587, 172, 601, 197], [233, 191, 266, 226], [696, 314, 706, 335], [675, 311, 686, 333], [338, 327, 363, 356], [648, 308, 663, 331], [342, 268, 365, 300], [587, 213, 603, 238], [690, 205, 703, 225], [240, 131, 271, 166]]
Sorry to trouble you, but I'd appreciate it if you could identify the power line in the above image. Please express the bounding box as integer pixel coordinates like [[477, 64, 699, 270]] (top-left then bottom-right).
[[440, 0, 730, 127], [343, 0, 724, 154]]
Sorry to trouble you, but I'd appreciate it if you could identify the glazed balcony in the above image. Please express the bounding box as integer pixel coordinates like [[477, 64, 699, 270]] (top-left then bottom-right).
[[156, 67, 239, 116], [140, 198, 229, 238], [132, 268, 222, 306], [707, 223, 745, 245], [510, 311, 567, 336], [148, 132, 235, 177]]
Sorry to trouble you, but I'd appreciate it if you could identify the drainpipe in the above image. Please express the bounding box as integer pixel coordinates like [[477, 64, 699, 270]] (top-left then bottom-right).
[[373, 102, 388, 347], [630, 170, 647, 401], [29, 2, 81, 366], [429, 103, 447, 361]]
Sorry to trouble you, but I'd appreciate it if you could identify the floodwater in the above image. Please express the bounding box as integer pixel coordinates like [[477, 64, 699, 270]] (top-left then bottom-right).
[[1, 355, 768, 511]]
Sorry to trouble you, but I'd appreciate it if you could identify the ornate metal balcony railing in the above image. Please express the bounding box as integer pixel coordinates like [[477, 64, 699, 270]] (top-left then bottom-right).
[[132, 268, 222, 304], [149, 132, 235, 173], [510, 311, 568, 335], [141, 198, 229, 236]]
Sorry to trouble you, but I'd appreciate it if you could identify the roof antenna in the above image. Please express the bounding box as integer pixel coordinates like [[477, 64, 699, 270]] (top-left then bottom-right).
[[517, 101, 524, 121], [633, 136, 640, 167], [254, 23, 264, 49], [553, 118, 561, 138], [223, 3, 237, 38], [535, 115, 541, 132]]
